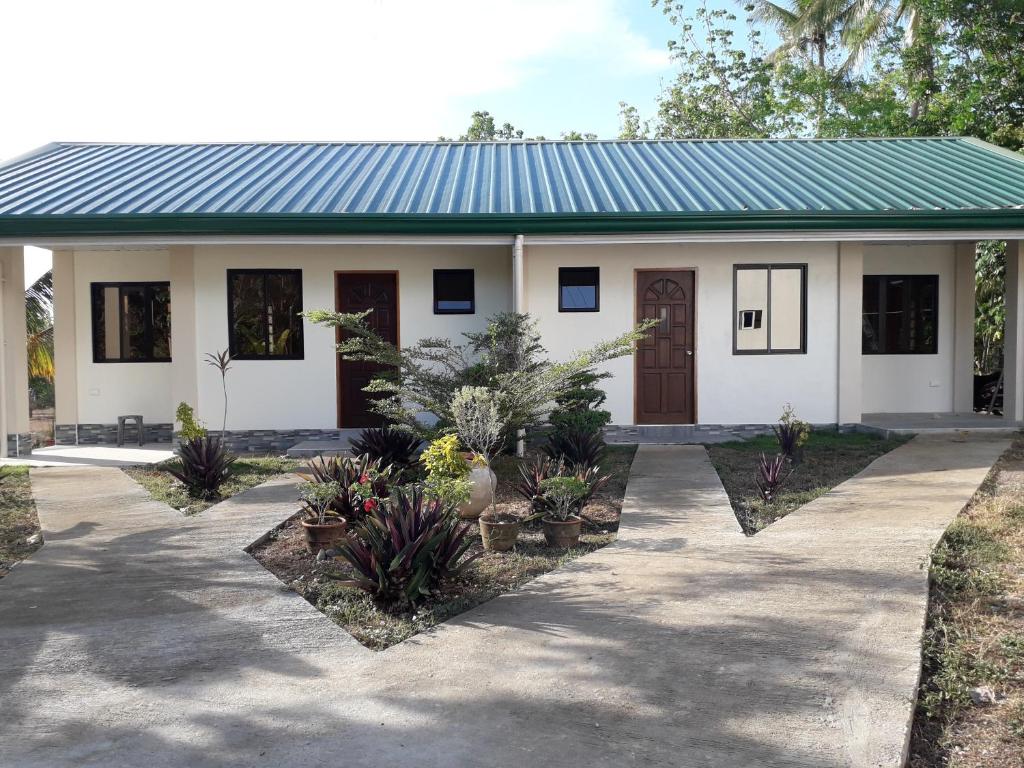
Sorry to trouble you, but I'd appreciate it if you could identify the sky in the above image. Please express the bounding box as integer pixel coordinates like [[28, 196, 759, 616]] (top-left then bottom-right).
[[5, 0, 687, 286]]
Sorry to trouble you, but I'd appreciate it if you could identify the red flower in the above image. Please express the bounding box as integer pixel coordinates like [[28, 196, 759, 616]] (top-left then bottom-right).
[[359, 474, 369, 484], [363, 499, 377, 512]]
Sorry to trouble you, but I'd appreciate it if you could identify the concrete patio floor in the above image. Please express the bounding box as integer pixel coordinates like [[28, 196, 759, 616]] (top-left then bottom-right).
[[0, 443, 175, 467], [0, 434, 1009, 767]]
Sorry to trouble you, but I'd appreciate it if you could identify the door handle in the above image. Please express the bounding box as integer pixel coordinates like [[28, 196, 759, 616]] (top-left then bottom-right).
[[686, 350, 693, 356]]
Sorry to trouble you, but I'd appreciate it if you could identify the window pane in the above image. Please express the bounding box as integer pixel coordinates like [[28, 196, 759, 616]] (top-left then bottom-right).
[[769, 268, 803, 351], [230, 273, 267, 357], [559, 267, 599, 311], [150, 285, 172, 359], [862, 276, 881, 353], [884, 278, 907, 352], [434, 269, 474, 313], [266, 272, 302, 356], [862, 275, 938, 354], [735, 268, 768, 351], [91, 282, 171, 362]]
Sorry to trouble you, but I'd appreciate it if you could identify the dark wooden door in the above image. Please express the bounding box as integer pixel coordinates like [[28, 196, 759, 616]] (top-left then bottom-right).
[[636, 271, 695, 424], [336, 272, 398, 428]]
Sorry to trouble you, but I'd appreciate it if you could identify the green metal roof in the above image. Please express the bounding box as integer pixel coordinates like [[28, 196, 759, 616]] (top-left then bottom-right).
[[0, 137, 1022, 237]]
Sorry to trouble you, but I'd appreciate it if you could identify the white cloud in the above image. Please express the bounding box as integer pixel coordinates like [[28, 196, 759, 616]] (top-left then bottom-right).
[[0, 0, 669, 159]]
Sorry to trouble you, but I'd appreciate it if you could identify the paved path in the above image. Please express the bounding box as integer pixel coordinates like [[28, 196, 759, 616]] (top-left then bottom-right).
[[0, 434, 1008, 767]]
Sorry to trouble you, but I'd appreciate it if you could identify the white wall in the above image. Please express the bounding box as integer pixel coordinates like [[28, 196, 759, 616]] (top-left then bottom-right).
[[72, 249, 173, 423], [524, 242, 841, 425], [192, 244, 512, 431], [861, 243, 956, 413]]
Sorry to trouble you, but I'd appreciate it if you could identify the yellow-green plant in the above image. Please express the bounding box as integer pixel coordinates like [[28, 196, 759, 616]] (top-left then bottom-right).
[[774, 403, 810, 459], [175, 402, 207, 440], [422, 434, 469, 479]]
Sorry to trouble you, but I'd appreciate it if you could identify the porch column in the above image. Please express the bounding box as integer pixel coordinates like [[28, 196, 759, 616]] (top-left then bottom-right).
[[953, 242, 977, 414], [837, 241, 863, 425], [512, 234, 526, 313], [0, 247, 30, 456], [169, 246, 199, 420], [52, 250, 78, 443], [1004, 240, 1024, 422]]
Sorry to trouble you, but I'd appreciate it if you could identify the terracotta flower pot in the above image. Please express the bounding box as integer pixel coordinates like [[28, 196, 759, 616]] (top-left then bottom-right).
[[457, 465, 497, 520], [542, 516, 582, 548], [479, 513, 520, 552], [300, 518, 347, 554]]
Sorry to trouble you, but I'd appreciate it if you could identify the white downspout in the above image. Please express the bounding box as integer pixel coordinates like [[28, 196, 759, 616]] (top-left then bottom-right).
[[513, 234, 525, 456], [0, 262, 8, 458]]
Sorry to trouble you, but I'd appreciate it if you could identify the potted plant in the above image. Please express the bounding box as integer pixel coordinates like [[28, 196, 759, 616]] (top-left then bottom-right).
[[450, 386, 521, 549], [539, 475, 587, 548], [297, 480, 346, 553]]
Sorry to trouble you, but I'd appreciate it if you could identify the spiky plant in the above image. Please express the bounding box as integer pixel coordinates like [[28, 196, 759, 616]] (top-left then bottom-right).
[[299, 454, 394, 521], [349, 427, 423, 475], [541, 428, 606, 470], [332, 486, 479, 606], [755, 453, 791, 504], [166, 436, 235, 500]]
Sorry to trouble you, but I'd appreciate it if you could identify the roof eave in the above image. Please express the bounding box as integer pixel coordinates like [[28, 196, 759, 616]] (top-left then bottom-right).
[[0, 210, 1022, 238]]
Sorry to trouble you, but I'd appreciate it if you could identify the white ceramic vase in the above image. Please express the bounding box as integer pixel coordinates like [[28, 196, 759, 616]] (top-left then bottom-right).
[[458, 465, 497, 520]]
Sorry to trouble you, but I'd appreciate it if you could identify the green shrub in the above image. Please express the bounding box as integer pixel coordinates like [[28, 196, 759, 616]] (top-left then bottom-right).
[[422, 434, 468, 478], [298, 481, 344, 525], [516, 455, 608, 514], [539, 476, 588, 521], [175, 402, 207, 441], [333, 486, 479, 606], [301, 454, 394, 521], [548, 370, 611, 435], [166, 436, 234, 500]]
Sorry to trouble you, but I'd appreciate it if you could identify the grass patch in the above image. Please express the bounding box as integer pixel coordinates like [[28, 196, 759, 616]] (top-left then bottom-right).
[[706, 430, 906, 533], [0, 467, 41, 577], [909, 438, 1024, 767], [251, 445, 636, 650], [124, 455, 303, 515]]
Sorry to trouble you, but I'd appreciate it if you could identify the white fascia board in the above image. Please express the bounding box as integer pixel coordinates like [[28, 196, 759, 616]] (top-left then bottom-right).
[[523, 230, 1024, 245], [0, 235, 517, 248]]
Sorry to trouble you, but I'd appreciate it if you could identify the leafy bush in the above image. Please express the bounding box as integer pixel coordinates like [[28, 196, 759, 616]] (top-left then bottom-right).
[[755, 453, 790, 503], [451, 386, 505, 462], [542, 428, 606, 470], [548, 369, 611, 435], [298, 481, 344, 525], [333, 486, 479, 606], [175, 402, 207, 441], [421, 434, 468, 478], [773, 404, 809, 461], [349, 427, 422, 475], [166, 436, 235, 500], [516, 455, 609, 514], [303, 309, 656, 438], [301, 454, 394, 521], [539, 476, 588, 521]]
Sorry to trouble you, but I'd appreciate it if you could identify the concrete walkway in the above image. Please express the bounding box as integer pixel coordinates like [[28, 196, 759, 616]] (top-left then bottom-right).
[[0, 434, 1008, 767]]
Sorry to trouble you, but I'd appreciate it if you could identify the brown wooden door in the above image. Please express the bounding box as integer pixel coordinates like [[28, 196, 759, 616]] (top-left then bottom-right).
[[336, 272, 398, 428], [636, 270, 695, 424]]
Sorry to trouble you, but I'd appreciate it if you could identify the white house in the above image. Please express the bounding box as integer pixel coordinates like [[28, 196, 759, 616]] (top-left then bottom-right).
[[1, 138, 1023, 455]]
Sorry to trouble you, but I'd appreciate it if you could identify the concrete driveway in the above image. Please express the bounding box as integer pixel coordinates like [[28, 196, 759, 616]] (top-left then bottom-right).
[[0, 434, 1007, 767]]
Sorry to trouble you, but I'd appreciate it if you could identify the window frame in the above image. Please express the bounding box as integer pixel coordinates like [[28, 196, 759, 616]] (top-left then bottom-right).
[[90, 281, 172, 364], [558, 266, 600, 313], [432, 268, 475, 315], [226, 268, 305, 361], [731, 263, 808, 355], [862, 273, 939, 355]]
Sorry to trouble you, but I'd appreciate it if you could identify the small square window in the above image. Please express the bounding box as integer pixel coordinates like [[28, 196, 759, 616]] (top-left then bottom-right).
[[738, 309, 763, 330], [434, 269, 475, 314], [559, 267, 599, 312]]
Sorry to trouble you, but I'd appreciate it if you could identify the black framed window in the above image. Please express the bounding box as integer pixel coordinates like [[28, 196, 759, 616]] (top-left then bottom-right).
[[227, 269, 304, 359], [559, 267, 599, 312], [733, 264, 807, 354], [862, 274, 938, 354], [433, 269, 475, 314], [91, 282, 171, 363]]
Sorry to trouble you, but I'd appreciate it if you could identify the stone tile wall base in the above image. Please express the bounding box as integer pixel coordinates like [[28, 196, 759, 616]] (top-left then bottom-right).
[[5, 433, 34, 456]]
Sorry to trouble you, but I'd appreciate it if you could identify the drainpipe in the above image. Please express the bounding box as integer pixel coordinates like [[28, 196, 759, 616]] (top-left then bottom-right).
[[513, 235, 525, 457], [0, 262, 8, 458]]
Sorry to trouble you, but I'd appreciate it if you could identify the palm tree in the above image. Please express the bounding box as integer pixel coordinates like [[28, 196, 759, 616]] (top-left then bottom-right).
[[749, 0, 922, 72], [25, 270, 54, 381]]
